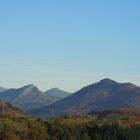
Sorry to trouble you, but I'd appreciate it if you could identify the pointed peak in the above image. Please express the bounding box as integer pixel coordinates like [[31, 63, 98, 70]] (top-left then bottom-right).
[[99, 78, 118, 85], [45, 87, 71, 95], [46, 87, 64, 93], [19, 84, 42, 96], [23, 84, 36, 88], [21, 84, 39, 92]]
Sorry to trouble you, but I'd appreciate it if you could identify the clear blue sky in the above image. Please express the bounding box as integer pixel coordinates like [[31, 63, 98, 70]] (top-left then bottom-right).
[[0, 0, 140, 92]]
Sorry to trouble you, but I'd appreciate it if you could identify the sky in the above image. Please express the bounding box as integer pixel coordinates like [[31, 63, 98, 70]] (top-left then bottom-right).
[[0, 0, 140, 92]]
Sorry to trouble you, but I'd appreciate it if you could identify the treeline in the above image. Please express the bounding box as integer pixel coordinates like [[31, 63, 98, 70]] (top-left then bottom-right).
[[0, 116, 140, 140], [45, 119, 140, 140]]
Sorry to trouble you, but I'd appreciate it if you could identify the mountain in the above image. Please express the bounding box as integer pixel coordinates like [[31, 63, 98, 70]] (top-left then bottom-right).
[[0, 87, 7, 92], [0, 84, 48, 111], [0, 85, 71, 112], [28, 78, 140, 117], [45, 88, 71, 99]]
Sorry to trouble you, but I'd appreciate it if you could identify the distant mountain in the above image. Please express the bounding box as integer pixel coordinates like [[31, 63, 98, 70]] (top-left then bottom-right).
[[45, 88, 71, 99], [0, 84, 48, 111], [29, 79, 140, 117], [0, 85, 71, 112], [0, 87, 7, 92]]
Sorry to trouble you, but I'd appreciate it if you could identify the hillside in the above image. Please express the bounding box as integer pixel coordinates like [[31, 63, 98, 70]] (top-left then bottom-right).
[[0, 100, 23, 116], [29, 79, 140, 117], [0, 114, 47, 140], [89, 108, 140, 122], [0, 108, 140, 140]]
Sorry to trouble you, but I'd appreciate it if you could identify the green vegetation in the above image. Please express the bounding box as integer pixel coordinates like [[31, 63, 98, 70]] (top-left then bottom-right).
[[0, 115, 47, 140], [45, 116, 140, 140], [0, 114, 140, 140]]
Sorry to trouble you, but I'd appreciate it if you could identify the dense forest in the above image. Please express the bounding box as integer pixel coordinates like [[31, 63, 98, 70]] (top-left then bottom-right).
[[0, 114, 140, 140]]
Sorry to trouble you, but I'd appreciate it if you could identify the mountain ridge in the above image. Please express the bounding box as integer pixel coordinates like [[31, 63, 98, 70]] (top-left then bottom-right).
[[0, 84, 71, 112], [28, 79, 140, 117]]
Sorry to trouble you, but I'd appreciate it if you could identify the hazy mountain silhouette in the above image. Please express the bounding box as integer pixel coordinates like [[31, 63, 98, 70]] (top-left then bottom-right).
[[29, 79, 140, 117], [0, 85, 70, 112], [45, 88, 71, 98]]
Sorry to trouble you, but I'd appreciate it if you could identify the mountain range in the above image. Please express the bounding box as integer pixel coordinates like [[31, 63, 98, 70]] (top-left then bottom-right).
[[28, 79, 140, 117], [0, 78, 140, 118], [0, 85, 71, 112]]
